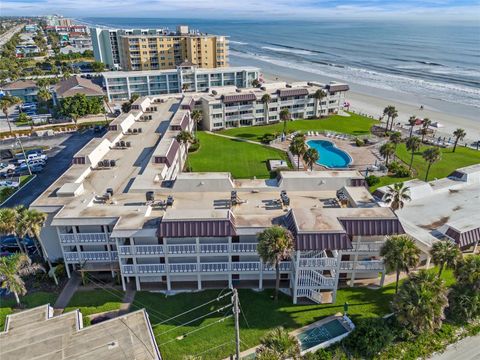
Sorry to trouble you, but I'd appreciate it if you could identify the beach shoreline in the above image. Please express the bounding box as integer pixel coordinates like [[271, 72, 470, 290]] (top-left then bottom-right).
[[231, 56, 480, 144]]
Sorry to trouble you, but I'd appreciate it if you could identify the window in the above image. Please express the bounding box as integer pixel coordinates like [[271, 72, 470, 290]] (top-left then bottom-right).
[[256, 109, 264, 113]]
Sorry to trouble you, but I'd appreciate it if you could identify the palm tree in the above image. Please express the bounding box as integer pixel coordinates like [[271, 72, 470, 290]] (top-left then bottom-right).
[[70, 112, 79, 129], [392, 269, 448, 334], [256, 327, 301, 360], [191, 109, 202, 136], [452, 128, 466, 153], [408, 116, 417, 138], [389, 109, 398, 132], [103, 95, 113, 114], [289, 134, 307, 170], [379, 142, 395, 166], [420, 127, 428, 144], [182, 83, 190, 92], [389, 132, 402, 151], [0, 253, 44, 305], [383, 105, 393, 134], [0, 208, 25, 253], [252, 79, 260, 88], [454, 255, 480, 291], [380, 235, 420, 293], [279, 108, 290, 135], [0, 95, 22, 134], [421, 118, 432, 142], [37, 87, 52, 108], [303, 148, 319, 171], [384, 182, 411, 211], [422, 147, 441, 181], [261, 94, 271, 123], [405, 136, 421, 171], [176, 130, 193, 170], [430, 241, 461, 278], [313, 89, 326, 118], [257, 226, 294, 302]]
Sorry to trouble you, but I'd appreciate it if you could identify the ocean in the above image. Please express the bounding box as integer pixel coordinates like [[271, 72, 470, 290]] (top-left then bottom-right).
[[80, 18, 480, 110]]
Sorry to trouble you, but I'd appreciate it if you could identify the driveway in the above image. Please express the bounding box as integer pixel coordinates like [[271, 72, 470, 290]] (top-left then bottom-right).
[[1, 130, 102, 208]]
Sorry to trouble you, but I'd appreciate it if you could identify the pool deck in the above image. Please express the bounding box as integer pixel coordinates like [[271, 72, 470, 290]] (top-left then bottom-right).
[[272, 134, 377, 171], [231, 314, 349, 360]]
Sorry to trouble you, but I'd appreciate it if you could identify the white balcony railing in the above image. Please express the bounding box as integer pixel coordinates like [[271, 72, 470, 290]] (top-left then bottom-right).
[[136, 245, 165, 255], [118, 245, 133, 256], [122, 265, 135, 274], [201, 262, 229, 272], [167, 244, 197, 254], [351, 242, 383, 253], [200, 244, 229, 253], [298, 258, 337, 268], [340, 260, 384, 271], [231, 243, 257, 253], [169, 263, 197, 273], [264, 262, 291, 272], [59, 232, 108, 244], [137, 264, 166, 274], [231, 262, 260, 272], [64, 251, 116, 262]]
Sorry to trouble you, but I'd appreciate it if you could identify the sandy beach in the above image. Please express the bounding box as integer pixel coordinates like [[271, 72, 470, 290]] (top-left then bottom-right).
[[231, 56, 480, 144]]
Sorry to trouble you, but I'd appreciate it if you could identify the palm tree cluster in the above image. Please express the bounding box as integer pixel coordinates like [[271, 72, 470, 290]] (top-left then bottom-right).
[[303, 148, 319, 171], [384, 182, 411, 211], [257, 226, 294, 302], [379, 142, 395, 166], [382, 105, 398, 134], [422, 146, 441, 181], [289, 133, 307, 170]]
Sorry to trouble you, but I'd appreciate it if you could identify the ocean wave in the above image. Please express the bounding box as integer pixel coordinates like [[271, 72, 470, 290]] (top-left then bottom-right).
[[265, 42, 329, 55], [230, 40, 248, 45], [261, 46, 314, 55], [230, 50, 480, 108]]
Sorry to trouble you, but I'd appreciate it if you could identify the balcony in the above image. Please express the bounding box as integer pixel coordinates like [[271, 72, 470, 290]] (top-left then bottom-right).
[[264, 262, 291, 272], [298, 258, 337, 268], [340, 260, 384, 271], [169, 263, 197, 273], [351, 242, 383, 253], [231, 243, 257, 253], [137, 264, 166, 274], [199, 244, 229, 253], [167, 244, 197, 254], [136, 245, 165, 255], [64, 251, 117, 263], [201, 262, 229, 272], [231, 262, 259, 272], [59, 232, 108, 244]]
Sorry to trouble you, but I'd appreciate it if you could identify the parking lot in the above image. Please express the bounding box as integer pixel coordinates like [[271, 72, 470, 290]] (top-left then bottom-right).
[[0, 128, 104, 207]]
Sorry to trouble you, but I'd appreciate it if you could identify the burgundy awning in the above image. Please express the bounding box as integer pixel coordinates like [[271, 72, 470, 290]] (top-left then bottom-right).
[[326, 84, 349, 92], [158, 218, 236, 237], [222, 93, 256, 103], [295, 233, 351, 251], [339, 218, 404, 236], [445, 226, 480, 248], [277, 88, 308, 97]]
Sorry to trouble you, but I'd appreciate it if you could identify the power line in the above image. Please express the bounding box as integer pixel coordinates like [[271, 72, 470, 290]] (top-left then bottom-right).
[[154, 291, 232, 325], [157, 303, 232, 336], [160, 314, 233, 346], [193, 340, 235, 357]]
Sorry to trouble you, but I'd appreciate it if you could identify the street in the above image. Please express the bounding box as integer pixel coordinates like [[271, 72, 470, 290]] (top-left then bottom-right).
[[1, 130, 101, 208], [429, 335, 480, 360], [0, 24, 24, 47]]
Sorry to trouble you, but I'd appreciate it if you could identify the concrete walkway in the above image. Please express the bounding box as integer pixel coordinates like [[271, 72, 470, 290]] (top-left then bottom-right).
[[118, 286, 136, 316], [205, 131, 264, 146], [53, 273, 81, 314]]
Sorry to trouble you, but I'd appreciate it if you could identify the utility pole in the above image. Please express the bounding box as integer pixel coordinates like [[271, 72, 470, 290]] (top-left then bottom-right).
[[15, 135, 32, 175], [232, 288, 241, 360]]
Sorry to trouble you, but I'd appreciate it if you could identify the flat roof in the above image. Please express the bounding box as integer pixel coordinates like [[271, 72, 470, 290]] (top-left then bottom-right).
[[102, 66, 259, 78], [0, 305, 160, 360]]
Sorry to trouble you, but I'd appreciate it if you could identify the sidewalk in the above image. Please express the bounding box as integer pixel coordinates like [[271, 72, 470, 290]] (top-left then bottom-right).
[[53, 273, 81, 315]]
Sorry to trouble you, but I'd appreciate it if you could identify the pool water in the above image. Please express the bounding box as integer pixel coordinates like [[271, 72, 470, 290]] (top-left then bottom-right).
[[306, 140, 352, 168], [297, 319, 349, 351]]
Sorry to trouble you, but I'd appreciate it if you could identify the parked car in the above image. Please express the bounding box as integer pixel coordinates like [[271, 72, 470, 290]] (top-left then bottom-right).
[[27, 159, 46, 167], [0, 180, 19, 188], [17, 153, 48, 164], [29, 164, 44, 173], [0, 235, 35, 252]]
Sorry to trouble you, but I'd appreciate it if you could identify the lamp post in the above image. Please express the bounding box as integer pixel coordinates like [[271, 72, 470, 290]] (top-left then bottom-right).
[[15, 135, 32, 175]]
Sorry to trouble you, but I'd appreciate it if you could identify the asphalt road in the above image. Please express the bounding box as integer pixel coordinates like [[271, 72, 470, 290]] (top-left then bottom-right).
[[2, 130, 101, 208], [429, 335, 480, 360]]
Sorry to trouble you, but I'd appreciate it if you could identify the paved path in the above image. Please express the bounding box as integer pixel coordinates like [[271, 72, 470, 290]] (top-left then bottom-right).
[[429, 335, 480, 360], [205, 131, 264, 146], [53, 273, 81, 314], [118, 286, 136, 316]]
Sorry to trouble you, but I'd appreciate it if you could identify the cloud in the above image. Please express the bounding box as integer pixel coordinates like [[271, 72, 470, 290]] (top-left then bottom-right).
[[1, 0, 479, 20]]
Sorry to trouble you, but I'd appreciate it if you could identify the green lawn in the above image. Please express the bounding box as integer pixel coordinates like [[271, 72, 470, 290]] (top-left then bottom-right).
[[130, 268, 454, 360], [0, 291, 58, 329], [395, 143, 480, 181], [189, 132, 290, 179], [219, 113, 378, 142], [372, 144, 480, 191], [64, 288, 124, 325]]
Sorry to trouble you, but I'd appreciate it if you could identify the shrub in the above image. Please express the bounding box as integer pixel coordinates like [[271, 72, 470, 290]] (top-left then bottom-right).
[[342, 318, 394, 359], [355, 138, 364, 147], [387, 161, 411, 177], [188, 140, 200, 153], [366, 175, 380, 187], [261, 133, 276, 144]]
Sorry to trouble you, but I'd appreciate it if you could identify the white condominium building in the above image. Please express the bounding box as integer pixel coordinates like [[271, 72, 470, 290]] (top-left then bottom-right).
[[31, 86, 400, 305]]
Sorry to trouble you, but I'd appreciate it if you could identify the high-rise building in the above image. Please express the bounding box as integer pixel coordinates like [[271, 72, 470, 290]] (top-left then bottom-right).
[[91, 26, 228, 71]]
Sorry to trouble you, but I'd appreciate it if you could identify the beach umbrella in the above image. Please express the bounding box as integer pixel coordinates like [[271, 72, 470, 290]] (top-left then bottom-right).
[[431, 122, 444, 128]]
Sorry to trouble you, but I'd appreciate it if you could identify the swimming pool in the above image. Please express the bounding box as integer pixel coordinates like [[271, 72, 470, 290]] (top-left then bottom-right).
[[306, 140, 352, 168], [297, 318, 352, 353]]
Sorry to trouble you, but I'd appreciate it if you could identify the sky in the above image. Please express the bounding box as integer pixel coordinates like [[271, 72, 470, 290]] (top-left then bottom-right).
[[1, 0, 480, 20]]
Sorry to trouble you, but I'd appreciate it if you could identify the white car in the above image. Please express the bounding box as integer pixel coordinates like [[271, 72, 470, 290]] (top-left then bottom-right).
[[0, 180, 19, 188], [17, 153, 48, 164]]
